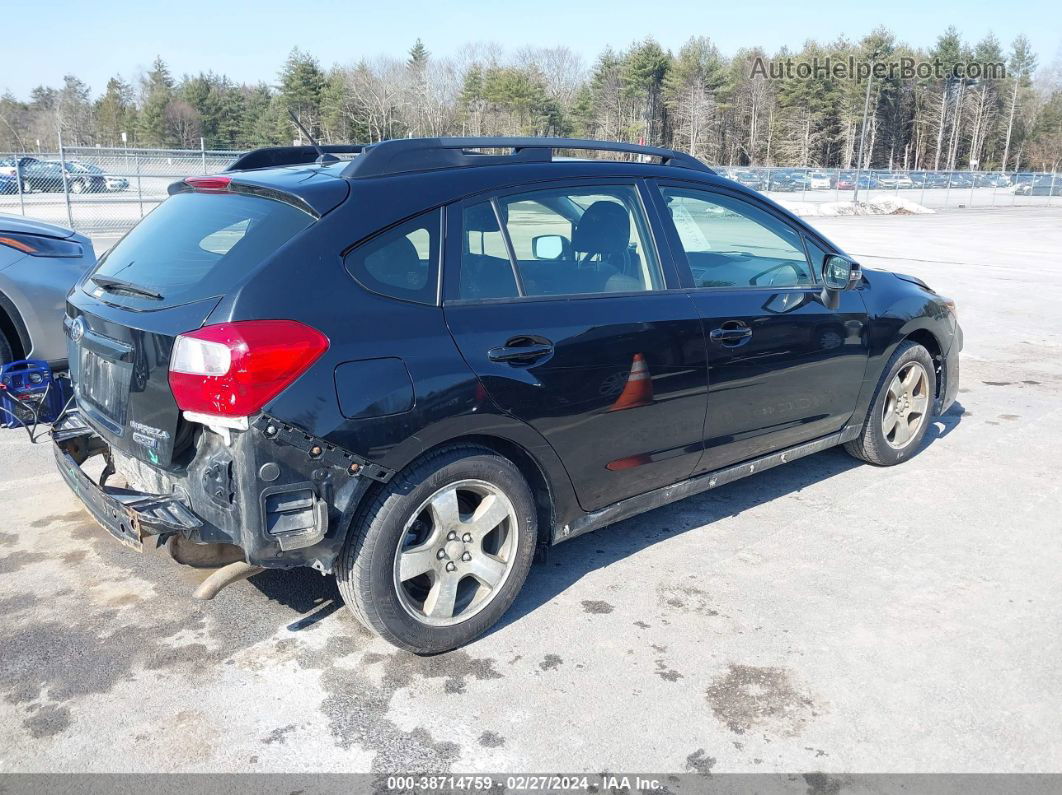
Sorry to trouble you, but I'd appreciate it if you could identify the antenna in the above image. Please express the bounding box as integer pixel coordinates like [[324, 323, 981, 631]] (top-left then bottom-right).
[[286, 110, 339, 165]]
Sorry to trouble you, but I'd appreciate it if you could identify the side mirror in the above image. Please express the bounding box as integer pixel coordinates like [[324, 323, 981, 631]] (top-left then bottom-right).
[[532, 234, 565, 260], [822, 255, 860, 291]]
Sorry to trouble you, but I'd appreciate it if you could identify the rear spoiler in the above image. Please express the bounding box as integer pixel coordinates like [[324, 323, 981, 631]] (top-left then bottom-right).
[[225, 145, 365, 172], [167, 176, 322, 218]]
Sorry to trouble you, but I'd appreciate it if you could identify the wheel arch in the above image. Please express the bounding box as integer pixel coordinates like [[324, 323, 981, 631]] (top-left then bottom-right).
[[380, 433, 562, 547], [0, 290, 30, 360], [341, 416, 582, 557], [898, 326, 944, 399]]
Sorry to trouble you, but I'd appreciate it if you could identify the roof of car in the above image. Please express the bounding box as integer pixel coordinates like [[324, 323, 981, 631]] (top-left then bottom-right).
[[226, 137, 714, 180]]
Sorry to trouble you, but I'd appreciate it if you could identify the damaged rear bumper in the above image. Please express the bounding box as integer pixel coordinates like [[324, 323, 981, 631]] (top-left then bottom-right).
[[52, 409, 382, 573], [53, 413, 204, 551]]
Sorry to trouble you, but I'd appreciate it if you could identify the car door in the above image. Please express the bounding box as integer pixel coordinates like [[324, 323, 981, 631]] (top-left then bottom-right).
[[443, 179, 708, 512], [650, 181, 870, 473]]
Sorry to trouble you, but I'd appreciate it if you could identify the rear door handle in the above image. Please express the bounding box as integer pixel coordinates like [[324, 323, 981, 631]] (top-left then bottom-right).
[[709, 323, 753, 346], [488, 340, 554, 364]]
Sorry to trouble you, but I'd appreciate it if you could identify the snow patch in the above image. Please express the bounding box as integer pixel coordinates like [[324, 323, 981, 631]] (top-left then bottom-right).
[[776, 197, 935, 217]]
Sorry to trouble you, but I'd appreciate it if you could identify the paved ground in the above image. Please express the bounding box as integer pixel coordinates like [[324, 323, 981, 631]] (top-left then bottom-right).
[[1, 208, 1061, 774]]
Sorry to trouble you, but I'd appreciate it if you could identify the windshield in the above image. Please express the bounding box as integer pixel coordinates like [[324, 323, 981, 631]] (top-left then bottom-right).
[[89, 191, 314, 308]]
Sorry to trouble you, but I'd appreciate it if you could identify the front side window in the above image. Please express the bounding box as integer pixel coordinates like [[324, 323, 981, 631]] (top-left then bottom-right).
[[660, 187, 815, 289], [456, 185, 663, 300], [344, 209, 440, 304]]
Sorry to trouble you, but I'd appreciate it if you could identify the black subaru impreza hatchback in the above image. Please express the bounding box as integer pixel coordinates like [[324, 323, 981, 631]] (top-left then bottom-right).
[[54, 137, 960, 653]]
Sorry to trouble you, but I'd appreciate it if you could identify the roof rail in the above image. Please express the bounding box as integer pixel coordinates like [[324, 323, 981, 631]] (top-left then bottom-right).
[[340, 137, 714, 179], [226, 144, 365, 172]]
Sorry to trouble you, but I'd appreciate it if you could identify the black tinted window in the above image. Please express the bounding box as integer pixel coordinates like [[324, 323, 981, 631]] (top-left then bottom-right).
[[345, 210, 440, 304], [91, 191, 314, 307]]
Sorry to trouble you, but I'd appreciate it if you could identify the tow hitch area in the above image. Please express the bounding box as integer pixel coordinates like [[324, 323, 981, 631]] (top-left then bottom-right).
[[53, 415, 204, 551]]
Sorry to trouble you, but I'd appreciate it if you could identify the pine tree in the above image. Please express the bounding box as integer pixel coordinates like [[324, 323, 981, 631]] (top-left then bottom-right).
[[408, 39, 429, 71], [138, 57, 175, 146], [278, 47, 325, 141], [95, 76, 135, 147], [621, 39, 670, 145]]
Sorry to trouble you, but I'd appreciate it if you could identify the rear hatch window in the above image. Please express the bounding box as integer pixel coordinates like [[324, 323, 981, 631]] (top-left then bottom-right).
[[87, 191, 314, 308]]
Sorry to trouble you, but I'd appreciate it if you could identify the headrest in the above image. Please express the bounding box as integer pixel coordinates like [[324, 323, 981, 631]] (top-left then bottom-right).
[[465, 202, 508, 233], [572, 201, 630, 255]]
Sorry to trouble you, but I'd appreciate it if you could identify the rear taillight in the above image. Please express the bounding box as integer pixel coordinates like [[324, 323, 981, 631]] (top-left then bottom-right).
[[184, 175, 232, 192], [168, 320, 328, 418]]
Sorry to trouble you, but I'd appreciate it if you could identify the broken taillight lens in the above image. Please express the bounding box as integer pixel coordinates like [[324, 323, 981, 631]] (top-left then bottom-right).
[[169, 320, 329, 418]]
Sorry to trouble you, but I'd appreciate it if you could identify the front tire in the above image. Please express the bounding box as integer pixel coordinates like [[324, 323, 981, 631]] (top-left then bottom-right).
[[336, 446, 538, 654], [845, 341, 936, 466]]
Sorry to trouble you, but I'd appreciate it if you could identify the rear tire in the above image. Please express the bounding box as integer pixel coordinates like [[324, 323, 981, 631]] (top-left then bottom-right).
[[845, 341, 936, 466], [336, 446, 538, 654]]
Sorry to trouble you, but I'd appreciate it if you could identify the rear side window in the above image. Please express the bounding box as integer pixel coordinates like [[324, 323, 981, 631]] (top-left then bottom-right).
[[90, 191, 314, 307], [344, 210, 440, 305], [456, 185, 663, 300]]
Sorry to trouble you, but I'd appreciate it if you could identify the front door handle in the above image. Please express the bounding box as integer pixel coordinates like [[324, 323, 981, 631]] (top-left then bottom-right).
[[709, 322, 753, 346], [488, 339, 554, 364]]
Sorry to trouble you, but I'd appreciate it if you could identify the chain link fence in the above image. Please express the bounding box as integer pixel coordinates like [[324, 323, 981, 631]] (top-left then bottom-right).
[[0, 145, 239, 236], [714, 166, 1062, 215], [2, 146, 1059, 239]]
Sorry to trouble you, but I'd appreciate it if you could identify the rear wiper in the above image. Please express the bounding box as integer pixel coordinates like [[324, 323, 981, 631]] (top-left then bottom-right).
[[90, 275, 164, 301]]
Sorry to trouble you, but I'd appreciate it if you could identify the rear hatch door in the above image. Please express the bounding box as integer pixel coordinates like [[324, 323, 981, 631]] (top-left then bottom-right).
[[67, 187, 318, 467]]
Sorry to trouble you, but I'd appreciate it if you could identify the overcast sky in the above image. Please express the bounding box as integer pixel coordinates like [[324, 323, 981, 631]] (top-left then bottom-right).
[[5, 0, 1060, 98]]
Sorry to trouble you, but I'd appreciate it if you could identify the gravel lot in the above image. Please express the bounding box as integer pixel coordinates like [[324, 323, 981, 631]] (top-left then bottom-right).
[[1, 208, 1060, 774]]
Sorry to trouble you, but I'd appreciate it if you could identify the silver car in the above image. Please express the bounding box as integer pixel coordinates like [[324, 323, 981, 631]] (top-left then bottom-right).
[[0, 214, 95, 366]]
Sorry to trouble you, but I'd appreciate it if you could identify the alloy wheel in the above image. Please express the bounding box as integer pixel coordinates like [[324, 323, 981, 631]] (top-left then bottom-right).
[[881, 361, 930, 449], [392, 479, 519, 627]]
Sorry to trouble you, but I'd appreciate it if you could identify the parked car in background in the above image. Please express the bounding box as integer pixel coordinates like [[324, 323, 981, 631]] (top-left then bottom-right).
[[53, 137, 961, 653], [874, 172, 914, 189], [807, 171, 832, 190], [62, 161, 109, 194], [766, 170, 805, 191], [923, 172, 951, 189], [67, 161, 129, 192], [975, 173, 1011, 188], [946, 172, 974, 189], [729, 169, 767, 191], [835, 171, 857, 190], [1014, 175, 1061, 195], [12, 160, 116, 194], [0, 214, 95, 366], [0, 174, 17, 195], [0, 156, 41, 178], [15, 160, 67, 193]]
